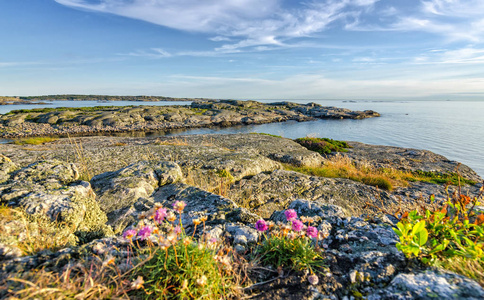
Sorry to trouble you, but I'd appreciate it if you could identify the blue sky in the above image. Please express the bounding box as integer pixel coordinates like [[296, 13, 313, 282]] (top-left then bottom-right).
[[1, 0, 484, 100]]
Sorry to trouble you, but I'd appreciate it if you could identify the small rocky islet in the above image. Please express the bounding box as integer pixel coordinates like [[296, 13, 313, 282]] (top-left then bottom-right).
[[0, 101, 483, 299], [0, 99, 380, 138]]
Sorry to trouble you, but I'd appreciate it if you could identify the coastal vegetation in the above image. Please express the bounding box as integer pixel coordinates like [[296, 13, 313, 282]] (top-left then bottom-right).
[[284, 155, 395, 190], [13, 137, 58, 145], [394, 187, 484, 285], [295, 137, 350, 155], [285, 140, 476, 191], [1, 132, 482, 298]]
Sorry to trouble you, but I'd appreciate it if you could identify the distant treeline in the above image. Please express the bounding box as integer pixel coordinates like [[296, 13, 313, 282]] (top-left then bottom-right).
[[18, 95, 202, 102]]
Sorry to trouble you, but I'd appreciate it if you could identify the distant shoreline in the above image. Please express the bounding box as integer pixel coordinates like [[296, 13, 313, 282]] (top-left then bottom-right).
[[0, 100, 380, 138], [1, 94, 210, 103]]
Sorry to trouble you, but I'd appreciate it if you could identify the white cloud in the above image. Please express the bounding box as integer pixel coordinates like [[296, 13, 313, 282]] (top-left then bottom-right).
[[416, 47, 484, 64], [55, 0, 380, 50], [209, 36, 233, 42], [395, 0, 484, 42], [123, 48, 172, 58]]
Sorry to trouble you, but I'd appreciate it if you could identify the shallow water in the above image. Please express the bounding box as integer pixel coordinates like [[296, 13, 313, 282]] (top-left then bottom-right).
[[1, 99, 483, 177], [159, 99, 484, 177]]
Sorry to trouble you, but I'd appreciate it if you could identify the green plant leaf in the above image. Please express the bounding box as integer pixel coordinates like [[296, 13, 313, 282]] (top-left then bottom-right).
[[416, 228, 428, 246], [412, 220, 426, 235]]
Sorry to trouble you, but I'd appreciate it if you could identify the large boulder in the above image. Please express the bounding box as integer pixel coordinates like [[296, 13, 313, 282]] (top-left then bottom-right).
[[90, 161, 183, 232], [0, 160, 112, 257]]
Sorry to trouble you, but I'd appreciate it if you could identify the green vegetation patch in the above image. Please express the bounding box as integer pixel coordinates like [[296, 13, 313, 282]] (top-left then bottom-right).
[[12, 137, 58, 145], [135, 238, 234, 299], [394, 191, 484, 285], [410, 170, 477, 186], [285, 164, 393, 191], [250, 132, 284, 138], [295, 137, 350, 155]]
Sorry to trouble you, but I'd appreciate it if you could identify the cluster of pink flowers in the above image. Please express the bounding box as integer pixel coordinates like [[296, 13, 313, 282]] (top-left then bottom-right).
[[122, 200, 187, 242], [254, 208, 320, 239], [154, 208, 167, 224]]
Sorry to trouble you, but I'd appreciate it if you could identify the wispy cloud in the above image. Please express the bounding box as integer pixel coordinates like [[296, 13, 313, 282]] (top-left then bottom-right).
[[415, 47, 484, 64], [55, 0, 380, 51], [124, 48, 173, 58], [392, 0, 484, 42]]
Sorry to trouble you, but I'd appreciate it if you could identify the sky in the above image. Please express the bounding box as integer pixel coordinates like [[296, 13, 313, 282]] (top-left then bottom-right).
[[1, 0, 484, 100]]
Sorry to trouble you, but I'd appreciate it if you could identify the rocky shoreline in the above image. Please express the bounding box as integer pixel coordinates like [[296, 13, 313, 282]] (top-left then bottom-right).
[[0, 100, 380, 138], [1, 133, 483, 299]]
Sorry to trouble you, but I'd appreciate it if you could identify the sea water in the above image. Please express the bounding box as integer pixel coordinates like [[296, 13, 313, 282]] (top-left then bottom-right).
[[1, 99, 483, 177]]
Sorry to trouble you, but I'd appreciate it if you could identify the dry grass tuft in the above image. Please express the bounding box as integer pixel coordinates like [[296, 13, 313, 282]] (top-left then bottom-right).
[[284, 154, 402, 191], [435, 257, 484, 287], [2, 255, 136, 299], [67, 135, 93, 181], [0, 205, 77, 256]]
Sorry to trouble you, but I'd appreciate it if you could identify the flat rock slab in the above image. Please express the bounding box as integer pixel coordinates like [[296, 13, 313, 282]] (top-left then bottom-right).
[[345, 142, 481, 182], [228, 169, 399, 217]]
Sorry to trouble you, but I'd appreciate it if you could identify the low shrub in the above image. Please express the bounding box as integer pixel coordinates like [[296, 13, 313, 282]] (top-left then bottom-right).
[[394, 185, 484, 283], [295, 137, 350, 155]]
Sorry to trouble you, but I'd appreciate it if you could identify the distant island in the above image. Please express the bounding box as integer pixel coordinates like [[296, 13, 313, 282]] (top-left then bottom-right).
[[0, 96, 48, 105], [2, 94, 205, 103]]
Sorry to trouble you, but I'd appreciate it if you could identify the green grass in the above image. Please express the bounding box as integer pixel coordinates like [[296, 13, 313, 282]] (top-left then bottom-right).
[[134, 238, 235, 299], [12, 137, 58, 145], [284, 154, 476, 191], [411, 170, 476, 186], [256, 234, 325, 273], [295, 137, 350, 155], [284, 155, 395, 190], [250, 132, 284, 138]]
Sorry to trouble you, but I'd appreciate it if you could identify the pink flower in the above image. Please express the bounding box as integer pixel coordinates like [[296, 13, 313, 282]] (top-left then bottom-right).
[[255, 219, 268, 232], [291, 219, 304, 232], [306, 226, 318, 238], [138, 226, 152, 240], [173, 201, 186, 213], [284, 209, 297, 221], [123, 229, 137, 240], [154, 208, 167, 224], [174, 225, 182, 235]]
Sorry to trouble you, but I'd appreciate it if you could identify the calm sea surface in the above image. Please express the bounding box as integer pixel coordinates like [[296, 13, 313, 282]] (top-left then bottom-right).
[[1, 100, 483, 177]]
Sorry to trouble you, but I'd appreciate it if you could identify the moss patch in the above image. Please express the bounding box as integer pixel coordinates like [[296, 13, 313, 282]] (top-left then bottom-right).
[[295, 137, 350, 155]]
